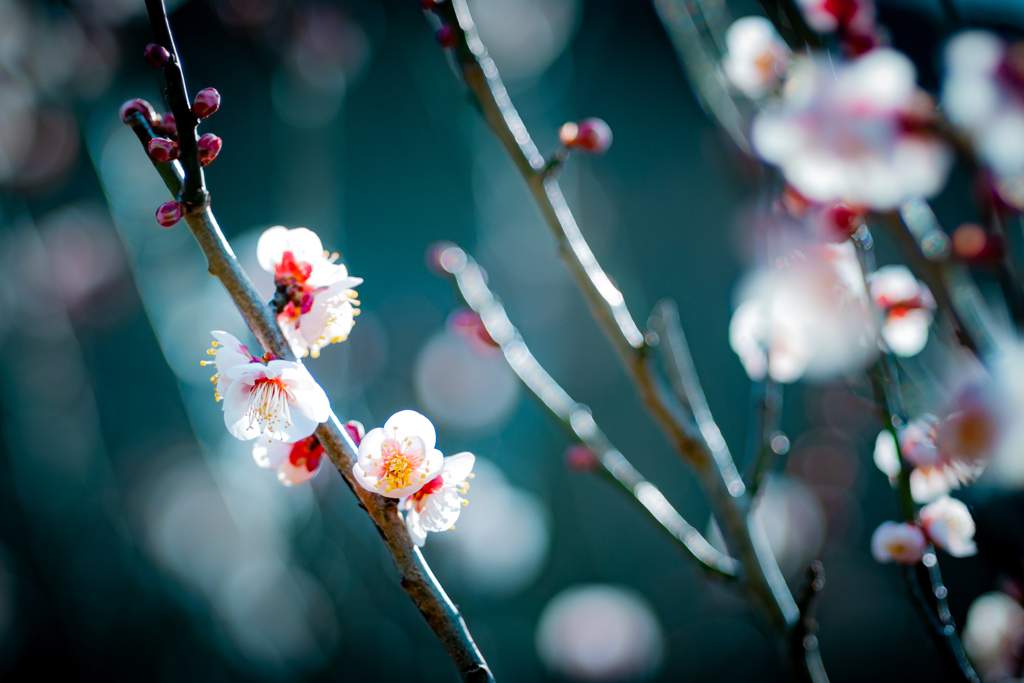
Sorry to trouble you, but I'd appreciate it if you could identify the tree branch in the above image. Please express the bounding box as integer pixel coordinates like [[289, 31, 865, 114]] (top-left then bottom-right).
[[789, 561, 830, 683], [131, 3, 493, 680], [743, 380, 784, 498], [428, 0, 798, 632], [438, 244, 738, 579]]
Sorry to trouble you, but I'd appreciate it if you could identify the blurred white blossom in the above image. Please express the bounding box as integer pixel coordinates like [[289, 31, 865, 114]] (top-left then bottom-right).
[[869, 265, 935, 357], [871, 521, 926, 564], [721, 17, 790, 99], [252, 435, 325, 486], [919, 495, 977, 557], [963, 592, 1024, 681]]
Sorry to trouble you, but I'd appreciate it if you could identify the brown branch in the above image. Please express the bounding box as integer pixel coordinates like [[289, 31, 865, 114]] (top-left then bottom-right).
[[428, 0, 798, 632], [440, 245, 738, 579], [132, 3, 493, 680]]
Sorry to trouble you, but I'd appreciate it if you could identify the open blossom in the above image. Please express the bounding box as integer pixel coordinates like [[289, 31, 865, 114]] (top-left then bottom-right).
[[258, 226, 362, 359], [253, 435, 326, 486], [942, 32, 1024, 208], [872, 427, 962, 502], [721, 17, 790, 99], [403, 452, 475, 547], [729, 241, 876, 382], [899, 415, 939, 468], [869, 266, 935, 357], [753, 49, 953, 210], [206, 331, 330, 442], [919, 495, 977, 557], [353, 410, 443, 498], [871, 521, 926, 564]]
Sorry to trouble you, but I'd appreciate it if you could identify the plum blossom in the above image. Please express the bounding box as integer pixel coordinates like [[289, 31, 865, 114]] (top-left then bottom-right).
[[942, 32, 1024, 208], [729, 241, 876, 382], [899, 415, 939, 468], [721, 17, 790, 99], [253, 435, 326, 486], [752, 49, 953, 210], [872, 427, 960, 502], [258, 226, 362, 359], [871, 521, 926, 564], [353, 410, 443, 498], [963, 593, 1024, 681], [402, 452, 475, 547], [206, 331, 331, 442], [869, 265, 936, 357], [919, 495, 977, 557]]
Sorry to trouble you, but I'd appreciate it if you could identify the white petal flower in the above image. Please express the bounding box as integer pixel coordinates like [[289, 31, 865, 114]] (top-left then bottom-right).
[[873, 430, 900, 479], [221, 359, 330, 443], [871, 521, 926, 564], [205, 330, 254, 401], [402, 452, 475, 547], [729, 242, 877, 383], [869, 265, 935, 357], [898, 415, 939, 468], [257, 226, 363, 358], [753, 50, 952, 209], [252, 434, 325, 486], [352, 410, 443, 498], [910, 466, 958, 503], [721, 17, 790, 99], [919, 495, 977, 557]]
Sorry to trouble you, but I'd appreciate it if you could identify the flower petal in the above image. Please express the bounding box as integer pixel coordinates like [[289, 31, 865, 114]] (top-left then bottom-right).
[[384, 410, 436, 452], [278, 458, 321, 486], [357, 428, 387, 470], [442, 452, 475, 484], [253, 439, 290, 470], [256, 226, 292, 272], [406, 509, 428, 547]]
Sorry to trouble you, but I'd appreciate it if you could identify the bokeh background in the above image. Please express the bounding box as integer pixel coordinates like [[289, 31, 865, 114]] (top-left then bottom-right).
[[2, 0, 1024, 680]]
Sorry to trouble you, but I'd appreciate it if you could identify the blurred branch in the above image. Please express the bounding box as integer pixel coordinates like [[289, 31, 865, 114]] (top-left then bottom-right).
[[428, 0, 799, 633], [742, 380, 783, 498], [789, 561, 829, 683], [439, 245, 739, 579], [131, 3, 494, 681]]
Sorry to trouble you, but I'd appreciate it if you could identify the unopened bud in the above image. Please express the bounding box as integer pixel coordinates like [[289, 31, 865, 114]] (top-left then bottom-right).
[[198, 133, 223, 166], [564, 444, 601, 473], [119, 98, 159, 125], [559, 117, 613, 155], [345, 420, 365, 446], [192, 88, 221, 118], [155, 201, 183, 228], [158, 113, 177, 137], [436, 25, 457, 48], [953, 223, 1002, 265], [144, 43, 170, 67], [148, 137, 180, 162], [825, 203, 862, 238], [450, 309, 499, 348]]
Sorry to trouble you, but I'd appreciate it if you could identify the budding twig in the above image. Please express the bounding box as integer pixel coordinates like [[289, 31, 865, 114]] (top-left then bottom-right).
[[131, 3, 493, 681], [439, 245, 739, 579], [790, 561, 829, 683]]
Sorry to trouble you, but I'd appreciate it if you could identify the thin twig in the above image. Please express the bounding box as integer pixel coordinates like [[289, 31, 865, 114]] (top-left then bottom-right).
[[743, 380, 784, 498], [429, 0, 798, 631], [132, 4, 493, 680], [439, 245, 738, 579], [789, 561, 830, 683]]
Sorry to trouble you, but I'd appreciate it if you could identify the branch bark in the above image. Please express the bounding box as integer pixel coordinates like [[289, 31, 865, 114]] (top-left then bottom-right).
[[131, 3, 493, 680]]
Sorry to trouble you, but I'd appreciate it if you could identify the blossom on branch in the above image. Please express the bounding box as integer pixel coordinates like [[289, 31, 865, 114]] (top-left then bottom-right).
[[403, 452, 475, 547], [253, 434, 326, 486], [721, 17, 790, 99], [353, 410, 443, 498], [753, 49, 952, 210], [919, 495, 977, 557], [871, 521, 926, 564], [869, 265, 935, 357], [257, 226, 363, 358]]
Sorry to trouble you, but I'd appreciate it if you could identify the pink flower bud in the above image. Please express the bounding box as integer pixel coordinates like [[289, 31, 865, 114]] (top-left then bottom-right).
[[158, 113, 177, 138], [559, 118, 613, 155], [192, 88, 221, 118], [155, 201, 183, 228], [345, 420, 365, 446], [119, 98, 159, 125], [144, 43, 170, 67], [198, 133, 223, 167], [436, 25, 456, 48], [148, 137, 180, 162], [871, 521, 926, 564], [564, 444, 601, 473]]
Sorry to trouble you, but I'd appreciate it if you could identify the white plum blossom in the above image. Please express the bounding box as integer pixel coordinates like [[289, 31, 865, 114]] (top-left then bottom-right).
[[942, 31, 1024, 208], [963, 593, 1024, 681], [919, 495, 978, 557], [258, 226, 362, 359], [729, 242, 877, 383], [353, 410, 443, 498], [872, 426, 961, 502], [721, 17, 790, 99], [204, 330, 255, 401], [253, 435, 326, 486], [402, 452, 475, 547], [899, 415, 939, 468], [753, 49, 953, 210], [209, 332, 331, 442], [871, 521, 926, 564], [869, 265, 936, 357]]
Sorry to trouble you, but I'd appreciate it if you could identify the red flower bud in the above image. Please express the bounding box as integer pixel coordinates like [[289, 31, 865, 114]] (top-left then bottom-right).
[[345, 420, 365, 446], [559, 118, 613, 155], [148, 137, 180, 162], [564, 444, 601, 473], [144, 43, 170, 67], [436, 25, 457, 48], [825, 203, 862, 238], [198, 133, 223, 166], [192, 88, 221, 118], [157, 113, 177, 138], [119, 98, 159, 126], [155, 201, 183, 228]]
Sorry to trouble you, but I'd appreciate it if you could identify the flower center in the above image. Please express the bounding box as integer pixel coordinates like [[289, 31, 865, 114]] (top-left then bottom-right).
[[289, 435, 324, 472], [248, 376, 292, 434], [272, 251, 319, 318], [379, 439, 422, 493], [408, 475, 445, 512]]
